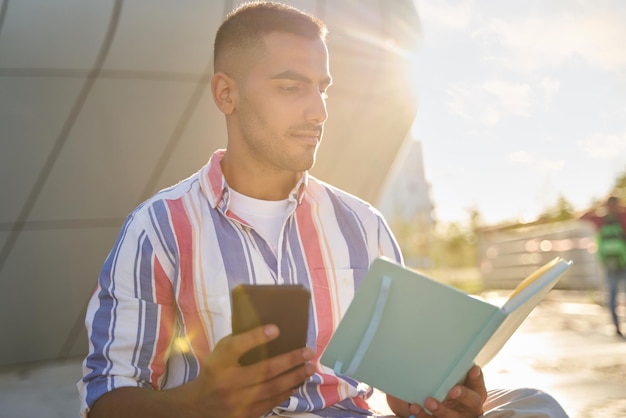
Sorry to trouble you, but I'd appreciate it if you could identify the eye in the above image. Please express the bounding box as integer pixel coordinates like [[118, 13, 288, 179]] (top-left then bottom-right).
[[280, 84, 301, 93]]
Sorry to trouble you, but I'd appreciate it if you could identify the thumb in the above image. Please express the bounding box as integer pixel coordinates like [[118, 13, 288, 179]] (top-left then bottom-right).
[[466, 365, 487, 402]]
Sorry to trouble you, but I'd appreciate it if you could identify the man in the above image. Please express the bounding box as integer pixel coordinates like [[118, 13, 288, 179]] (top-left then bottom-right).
[[78, 2, 569, 417], [581, 195, 626, 337]]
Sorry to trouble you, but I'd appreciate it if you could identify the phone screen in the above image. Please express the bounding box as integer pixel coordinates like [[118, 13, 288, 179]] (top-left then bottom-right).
[[231, 284, 310, 365]]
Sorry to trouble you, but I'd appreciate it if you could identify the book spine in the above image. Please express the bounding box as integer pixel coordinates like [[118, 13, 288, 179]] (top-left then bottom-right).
[[344, 275, 392, 375], [432, 309, 506, 402]]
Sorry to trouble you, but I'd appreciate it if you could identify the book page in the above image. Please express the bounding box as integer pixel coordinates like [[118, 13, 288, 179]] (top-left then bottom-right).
[[501, 257, 571, 314], [475, 257, 571, 367], [506, 257, 562, 301]]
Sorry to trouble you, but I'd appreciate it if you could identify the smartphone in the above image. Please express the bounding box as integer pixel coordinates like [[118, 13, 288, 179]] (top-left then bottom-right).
[[231, 284, 310, 366]]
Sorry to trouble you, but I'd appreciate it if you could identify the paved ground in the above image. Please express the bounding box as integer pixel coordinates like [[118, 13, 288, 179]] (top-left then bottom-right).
[[479, 290, 626, 418], [0, 290, 624, 417]]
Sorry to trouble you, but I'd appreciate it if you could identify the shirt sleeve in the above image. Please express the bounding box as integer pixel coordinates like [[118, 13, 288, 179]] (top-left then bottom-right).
[[376, 212, 404, 265], [77, 209, 177, 417]]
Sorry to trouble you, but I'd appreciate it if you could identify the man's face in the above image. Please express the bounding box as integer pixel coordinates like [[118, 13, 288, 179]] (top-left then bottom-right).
[[233, 31, 332, 174]]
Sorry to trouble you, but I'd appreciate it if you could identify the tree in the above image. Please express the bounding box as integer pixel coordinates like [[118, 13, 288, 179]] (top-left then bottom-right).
[[612, 168, 626, 200], [430, 218, 478, 269], [546, 194, 575, 222]]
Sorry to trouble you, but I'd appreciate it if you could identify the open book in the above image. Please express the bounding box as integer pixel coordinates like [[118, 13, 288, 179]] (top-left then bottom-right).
[[320, 256, 572, 406]]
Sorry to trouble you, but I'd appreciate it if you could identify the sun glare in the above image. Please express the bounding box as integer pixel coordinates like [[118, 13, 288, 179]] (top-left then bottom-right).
[[175, 336, 191, 353]]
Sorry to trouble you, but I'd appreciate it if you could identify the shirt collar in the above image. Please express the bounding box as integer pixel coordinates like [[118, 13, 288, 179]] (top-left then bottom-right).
[[201, 149, 309, 209]]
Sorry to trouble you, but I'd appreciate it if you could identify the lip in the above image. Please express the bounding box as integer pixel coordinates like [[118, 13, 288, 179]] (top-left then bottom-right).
[[292, 132, 320, 144]]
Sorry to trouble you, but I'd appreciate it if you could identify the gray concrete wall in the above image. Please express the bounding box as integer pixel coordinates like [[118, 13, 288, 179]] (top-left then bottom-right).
[[0, 0, 420, 366]]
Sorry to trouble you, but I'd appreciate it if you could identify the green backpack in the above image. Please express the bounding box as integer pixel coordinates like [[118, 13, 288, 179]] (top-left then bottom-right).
[[598, 214, 626, 270]]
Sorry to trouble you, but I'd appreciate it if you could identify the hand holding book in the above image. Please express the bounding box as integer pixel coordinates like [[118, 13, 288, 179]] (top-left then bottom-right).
[[320, 256, 572, 406]]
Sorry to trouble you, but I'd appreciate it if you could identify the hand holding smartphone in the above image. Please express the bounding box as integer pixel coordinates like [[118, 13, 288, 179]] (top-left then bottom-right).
[[231, 284, 311, 365]]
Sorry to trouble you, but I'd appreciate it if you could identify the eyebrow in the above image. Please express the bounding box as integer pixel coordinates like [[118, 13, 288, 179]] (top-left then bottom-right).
[[270, 70, 332, 87]]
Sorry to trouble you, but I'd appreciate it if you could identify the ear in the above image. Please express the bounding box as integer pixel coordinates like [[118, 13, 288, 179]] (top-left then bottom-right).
[[211, 72, 237, 115]]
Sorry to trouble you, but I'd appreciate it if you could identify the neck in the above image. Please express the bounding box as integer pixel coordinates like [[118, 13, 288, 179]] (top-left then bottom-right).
[[220, 150, 303, 200]]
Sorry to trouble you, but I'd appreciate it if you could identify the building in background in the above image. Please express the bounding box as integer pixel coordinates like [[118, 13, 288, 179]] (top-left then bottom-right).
[[377, 132, 435, 269]]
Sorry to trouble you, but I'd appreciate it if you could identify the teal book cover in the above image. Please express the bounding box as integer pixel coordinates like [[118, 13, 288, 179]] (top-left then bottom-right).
[[320, 256, 572, 406]]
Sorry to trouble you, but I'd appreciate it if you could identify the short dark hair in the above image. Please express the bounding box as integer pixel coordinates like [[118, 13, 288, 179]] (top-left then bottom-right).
[[214, 1, 327, 72]]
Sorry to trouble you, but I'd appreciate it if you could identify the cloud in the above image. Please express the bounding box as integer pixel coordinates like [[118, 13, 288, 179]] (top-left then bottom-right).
[[445, 79, 538, 124], [508, 151, 564, 174], [478, 7, 626, 74], [579, 132, 626, 159], [415, 0, 475, 31], [508, 151, 533, 164], [445, 84, 472, 119], [539, 77, 560, 109], [538, 159, 565, 173], [482, 80, 533, 116], [479, 107, 500, 126]]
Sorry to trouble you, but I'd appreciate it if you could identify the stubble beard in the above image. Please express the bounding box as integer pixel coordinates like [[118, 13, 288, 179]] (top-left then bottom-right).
[[244, 131, 319, 174], [238, 100, 320, 174]]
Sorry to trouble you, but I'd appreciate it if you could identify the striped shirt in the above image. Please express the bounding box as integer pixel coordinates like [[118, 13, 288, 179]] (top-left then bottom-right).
[[78, 149, 402, 417]]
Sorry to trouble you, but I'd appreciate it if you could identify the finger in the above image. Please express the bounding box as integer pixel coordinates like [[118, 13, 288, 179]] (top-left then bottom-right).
[[254, 361, 316, 402], [242, 346, 315, 386], [465, 365, 487, 403], [236, 362, 316, 416], [423, 384, 484, 417], [408, 402, 430, 418], [415, 408, 432, 418], [239, 385, 301, 418], [423, 397, 445, 417], [216, 324, 280, 365], [423, 366, 486, 418], [446, 384, 484, 415]]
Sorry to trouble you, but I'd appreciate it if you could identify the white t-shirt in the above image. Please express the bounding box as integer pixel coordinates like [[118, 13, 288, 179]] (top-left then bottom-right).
[[228, 188, 290, 253]]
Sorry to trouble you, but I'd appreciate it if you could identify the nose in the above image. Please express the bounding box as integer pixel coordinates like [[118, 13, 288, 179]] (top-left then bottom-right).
[[305, 90, 328, 125]]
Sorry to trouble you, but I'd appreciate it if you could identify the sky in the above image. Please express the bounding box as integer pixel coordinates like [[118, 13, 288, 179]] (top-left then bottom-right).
[[409, 0, 626, 226]]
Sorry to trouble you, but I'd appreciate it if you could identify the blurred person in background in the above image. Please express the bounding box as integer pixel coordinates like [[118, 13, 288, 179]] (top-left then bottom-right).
[[581, 195, 626, 337]]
